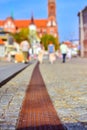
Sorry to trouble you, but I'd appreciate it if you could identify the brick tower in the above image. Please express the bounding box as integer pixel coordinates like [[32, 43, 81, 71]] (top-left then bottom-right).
[[48, 0, 56, 18], [47, 0, 58, 38]]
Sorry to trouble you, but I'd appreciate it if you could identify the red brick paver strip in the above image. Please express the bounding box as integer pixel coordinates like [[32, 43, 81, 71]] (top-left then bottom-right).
[[16, 62, 66, 130]]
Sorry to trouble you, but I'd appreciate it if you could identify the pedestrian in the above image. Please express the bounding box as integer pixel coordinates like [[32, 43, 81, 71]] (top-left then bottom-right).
[[48, 41, 55, 64], [38, 41, 44, 64], [67, 47, 72, 60], [20, 38, 30, 63], [60, 42, 68, 63], [29, 47, 33, 61]]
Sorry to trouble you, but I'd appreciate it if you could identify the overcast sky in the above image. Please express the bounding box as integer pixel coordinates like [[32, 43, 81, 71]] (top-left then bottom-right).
[[0, 0, 87, 42]]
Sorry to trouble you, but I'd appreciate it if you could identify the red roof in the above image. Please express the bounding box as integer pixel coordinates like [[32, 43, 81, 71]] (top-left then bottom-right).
[[14, 19, 47, 28], [14, 20, 30, 28], [0, 18, 47, 28], [65, 41, 73, 48], [34, 19, 47, 27], [0, 20, 4, 26]]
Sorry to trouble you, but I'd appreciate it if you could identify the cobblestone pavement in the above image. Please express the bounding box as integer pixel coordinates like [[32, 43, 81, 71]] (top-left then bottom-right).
[[0, 62, 36, 130], [0, 58, 87, 130], [39, 58, 87, 130]]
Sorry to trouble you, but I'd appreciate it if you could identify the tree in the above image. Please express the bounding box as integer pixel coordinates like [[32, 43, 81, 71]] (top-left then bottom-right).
[[12, 28, 29, 44], [20, 28, 29, 40], [41, 34, 59, 50]]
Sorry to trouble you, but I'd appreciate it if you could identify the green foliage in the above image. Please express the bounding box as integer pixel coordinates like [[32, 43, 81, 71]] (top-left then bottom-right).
[[12, 28, 29, 44], [12, 33, 21, 43], [41, 34, 59, 50], [20, 28, 29, 39]]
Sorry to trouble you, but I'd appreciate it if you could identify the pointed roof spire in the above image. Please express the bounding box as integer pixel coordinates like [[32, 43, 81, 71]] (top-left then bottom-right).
[[10, 10, 14, 19], [29, 13, 36, 31], [30, 14, 34, 25]]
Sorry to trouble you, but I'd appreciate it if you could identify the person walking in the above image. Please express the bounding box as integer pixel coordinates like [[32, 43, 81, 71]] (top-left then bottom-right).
[[48, 41, 55, 64], [20, 38, 30, 63], [60, 42, 68, 63], [38, 41, 44, 64]]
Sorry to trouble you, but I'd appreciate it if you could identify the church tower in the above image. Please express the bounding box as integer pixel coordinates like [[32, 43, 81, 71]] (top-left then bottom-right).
[[48, 0, 56, 19], [47, 0, 58, 38]]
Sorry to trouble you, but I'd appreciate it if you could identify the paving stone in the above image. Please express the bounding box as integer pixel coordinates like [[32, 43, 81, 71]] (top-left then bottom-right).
[[76, 114, 87, 122], [40, 58, 87, 129], [0, 59, 87, 129]]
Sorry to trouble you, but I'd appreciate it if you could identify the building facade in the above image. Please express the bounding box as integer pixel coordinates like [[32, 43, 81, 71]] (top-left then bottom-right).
[[78, 6, 87, 57], [0, 0, 58, 40]]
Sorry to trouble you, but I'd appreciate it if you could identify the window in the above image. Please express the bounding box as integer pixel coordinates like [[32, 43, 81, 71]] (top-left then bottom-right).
[[53, 21, 56, 26], [47, 21, 51, 26], [47, 20, 56, 27]]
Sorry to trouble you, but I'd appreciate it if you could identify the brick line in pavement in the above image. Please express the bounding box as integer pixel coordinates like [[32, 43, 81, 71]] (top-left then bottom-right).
[[16, 62, 66, 130]]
